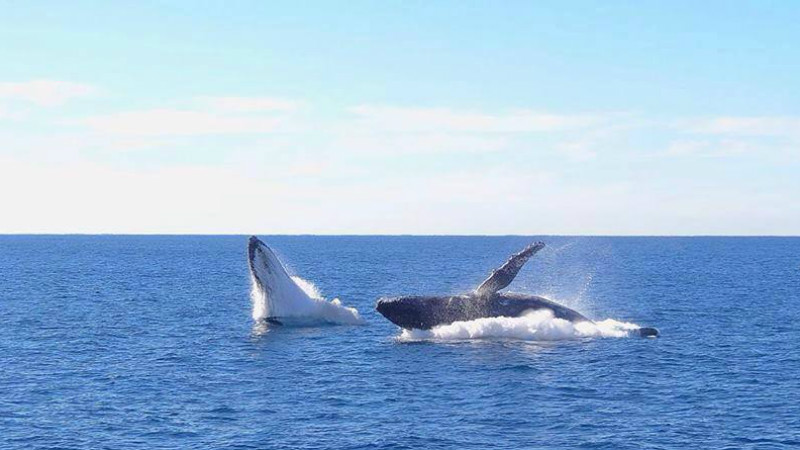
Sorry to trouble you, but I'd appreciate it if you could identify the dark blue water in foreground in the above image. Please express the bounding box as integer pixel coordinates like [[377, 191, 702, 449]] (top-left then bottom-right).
[[2, 236, 799, 449]]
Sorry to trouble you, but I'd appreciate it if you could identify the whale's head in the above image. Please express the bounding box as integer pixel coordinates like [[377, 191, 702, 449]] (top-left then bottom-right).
[[376, 296, 440, 330], [247, 236, 299, 297], [248, 236, 277, 292]]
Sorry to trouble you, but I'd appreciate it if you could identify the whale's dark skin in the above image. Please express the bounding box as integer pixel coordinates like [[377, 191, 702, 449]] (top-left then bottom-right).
[[376, 292, 590, 330], [376, 242, 659, 338]]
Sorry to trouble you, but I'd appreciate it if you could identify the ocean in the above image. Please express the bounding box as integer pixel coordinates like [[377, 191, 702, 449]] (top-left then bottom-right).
[[1, 235, 798, 449]]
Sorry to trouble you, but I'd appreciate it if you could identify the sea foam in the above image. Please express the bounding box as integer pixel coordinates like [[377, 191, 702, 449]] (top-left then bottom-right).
[[399, 309, 640, 341]]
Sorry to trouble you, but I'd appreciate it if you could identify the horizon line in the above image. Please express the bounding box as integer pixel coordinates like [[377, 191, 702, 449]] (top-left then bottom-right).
[[1, 233, 799, 238]]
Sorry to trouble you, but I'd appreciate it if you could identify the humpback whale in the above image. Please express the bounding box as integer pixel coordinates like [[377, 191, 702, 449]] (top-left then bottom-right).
[[376, 242, 659, 338], [247, 236, 362, 326]]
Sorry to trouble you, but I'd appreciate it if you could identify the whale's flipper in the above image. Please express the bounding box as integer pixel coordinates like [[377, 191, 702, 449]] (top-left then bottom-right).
[[475, 242, 545, 297]]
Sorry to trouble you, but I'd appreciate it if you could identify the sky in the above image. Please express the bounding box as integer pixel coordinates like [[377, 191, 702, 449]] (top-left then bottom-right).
[[1, 1, 799, 235]]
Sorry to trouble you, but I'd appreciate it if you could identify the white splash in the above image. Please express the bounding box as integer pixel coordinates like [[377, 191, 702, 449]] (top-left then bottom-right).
[[250, 275, 363, 326], [399, 309, 640, 341], [249, 241, 362, 326]]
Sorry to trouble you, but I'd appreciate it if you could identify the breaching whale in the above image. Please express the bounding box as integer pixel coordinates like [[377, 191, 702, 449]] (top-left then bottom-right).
[[247, 236, 362, 326], [376, 242, 659, 338]]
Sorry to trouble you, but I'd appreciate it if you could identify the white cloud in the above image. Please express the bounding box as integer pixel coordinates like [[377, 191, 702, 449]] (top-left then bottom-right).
[[332, 132, 509, 155], [683, 116, 800, 138], [71, 95, 305, 136], [0, 80, 96, 106], [5, 95, 799, 234], [663, 138, 769, 157], [665, 116, 800, 159], [74, 108, 289, 136], [0, 158, 284, 233], [5, 154, 796, 235], [556, 139, 598, 162], [196, 96, 301, 113], [347, 105, 604, 133]]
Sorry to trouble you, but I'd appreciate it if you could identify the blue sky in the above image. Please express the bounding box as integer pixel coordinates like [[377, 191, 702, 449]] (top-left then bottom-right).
[[1, 1, 799, 234]]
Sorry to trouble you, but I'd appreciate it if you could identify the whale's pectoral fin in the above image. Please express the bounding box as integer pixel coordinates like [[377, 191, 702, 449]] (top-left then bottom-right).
[[475, 242, 545, 296]]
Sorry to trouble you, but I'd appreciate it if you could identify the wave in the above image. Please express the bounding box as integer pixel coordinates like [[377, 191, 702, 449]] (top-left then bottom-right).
[[398, 309, 640, 341]]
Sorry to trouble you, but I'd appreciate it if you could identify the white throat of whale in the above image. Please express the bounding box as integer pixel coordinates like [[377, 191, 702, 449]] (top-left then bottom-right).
[[248, 236, 362, 325]]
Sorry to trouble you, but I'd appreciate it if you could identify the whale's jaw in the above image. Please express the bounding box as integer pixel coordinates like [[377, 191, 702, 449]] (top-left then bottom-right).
[[376, 296, 432, 330], [247, 236, 312, 321], [638, 327, 660, 338], [247, 236, 267, 292], [248, 236, 280, 300], [247, 236, 364, 326]]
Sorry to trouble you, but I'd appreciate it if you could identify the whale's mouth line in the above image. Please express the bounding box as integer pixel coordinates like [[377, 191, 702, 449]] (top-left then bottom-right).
[[247, 236, 268, 290]]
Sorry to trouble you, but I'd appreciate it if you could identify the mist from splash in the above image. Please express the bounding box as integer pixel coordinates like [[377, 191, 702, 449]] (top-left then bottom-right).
[[510, 238, 598, 320], [399, 309, 640, 341]]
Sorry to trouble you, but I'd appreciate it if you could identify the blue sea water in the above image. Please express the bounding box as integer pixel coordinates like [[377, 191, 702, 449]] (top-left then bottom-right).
[[1, 235, 799, 450]]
